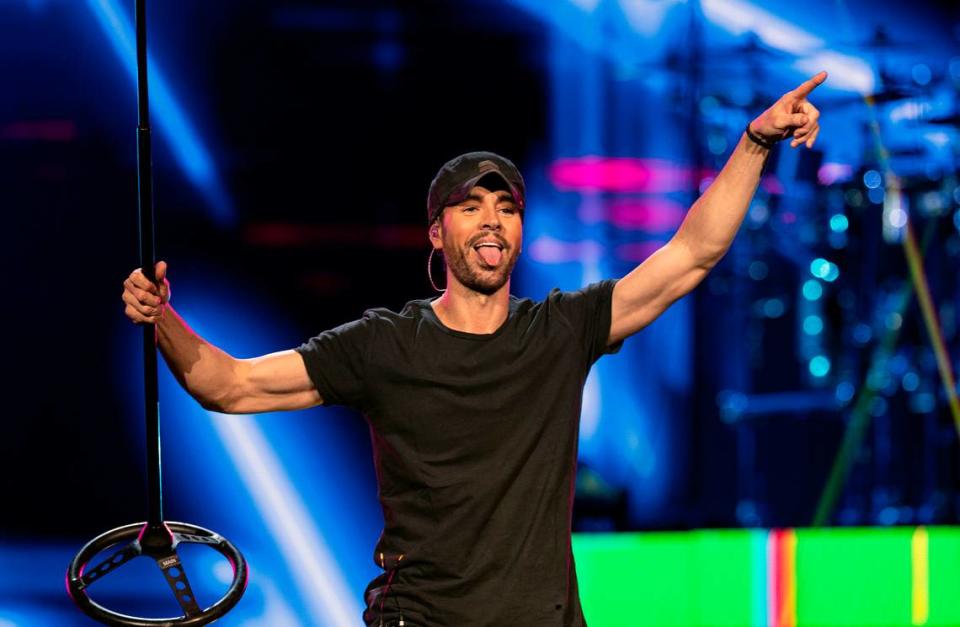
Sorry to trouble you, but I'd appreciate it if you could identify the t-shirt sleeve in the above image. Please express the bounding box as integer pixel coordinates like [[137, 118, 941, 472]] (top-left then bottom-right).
[[550, 279, 622, 365], [294, 313, 375, 410]]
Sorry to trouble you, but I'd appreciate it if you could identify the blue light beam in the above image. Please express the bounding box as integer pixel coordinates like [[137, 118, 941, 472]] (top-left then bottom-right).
[[210, 413, 362, 626], [85, 0, 233, 224]]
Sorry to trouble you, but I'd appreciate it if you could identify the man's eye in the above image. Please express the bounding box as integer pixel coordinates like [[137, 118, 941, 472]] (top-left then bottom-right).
[[499, 206, 517, 214]]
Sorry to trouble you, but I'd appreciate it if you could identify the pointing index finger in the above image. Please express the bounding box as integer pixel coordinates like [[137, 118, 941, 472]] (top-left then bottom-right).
[[792, 71, 828, 99]]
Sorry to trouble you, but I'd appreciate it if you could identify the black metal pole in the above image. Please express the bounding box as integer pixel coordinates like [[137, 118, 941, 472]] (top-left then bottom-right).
[[68, 3, 248, 622], [135, 0, 163, 527]]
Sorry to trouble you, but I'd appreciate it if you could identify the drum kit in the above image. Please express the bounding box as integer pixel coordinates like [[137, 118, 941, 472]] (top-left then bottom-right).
[[676, 24, 960, 528]]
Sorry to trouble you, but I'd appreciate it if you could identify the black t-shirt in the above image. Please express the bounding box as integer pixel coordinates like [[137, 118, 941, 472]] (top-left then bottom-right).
[[296, 280, 620, 626]]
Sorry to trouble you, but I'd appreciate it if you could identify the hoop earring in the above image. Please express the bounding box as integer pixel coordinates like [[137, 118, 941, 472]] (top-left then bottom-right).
[[427, 248, 446, 293]]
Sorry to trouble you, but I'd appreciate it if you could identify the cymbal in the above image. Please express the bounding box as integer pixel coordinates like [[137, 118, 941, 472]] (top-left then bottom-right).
[[839, 26, 918, 50], [926, 114, 960, 126], [635, 33, 792, 76], [707, 33, 793, 62], [886, 146, 929, 159], [822, 86, 922, 107]]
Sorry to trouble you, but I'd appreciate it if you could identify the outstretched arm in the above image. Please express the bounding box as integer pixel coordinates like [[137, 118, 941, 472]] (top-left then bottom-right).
[[608, 71, 827, 345], [122, 261, 322, 414]]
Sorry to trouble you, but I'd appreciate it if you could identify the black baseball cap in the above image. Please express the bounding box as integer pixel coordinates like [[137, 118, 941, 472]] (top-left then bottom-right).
[[426, 151, 526, 224]]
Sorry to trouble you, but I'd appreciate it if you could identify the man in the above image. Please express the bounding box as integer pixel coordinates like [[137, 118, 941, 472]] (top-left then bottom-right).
[[122, 72, 825, 626]]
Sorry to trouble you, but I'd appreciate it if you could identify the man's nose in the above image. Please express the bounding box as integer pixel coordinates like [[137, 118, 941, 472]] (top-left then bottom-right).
[[480, 205, 501, 230]]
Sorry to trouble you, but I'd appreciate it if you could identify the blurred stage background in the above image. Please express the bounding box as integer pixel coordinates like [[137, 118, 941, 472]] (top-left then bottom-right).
[[2, 0, 960, 625]]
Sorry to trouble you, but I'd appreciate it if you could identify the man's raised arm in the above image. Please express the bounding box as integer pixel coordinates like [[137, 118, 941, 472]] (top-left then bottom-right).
[[122, 261, 322, 414], [608, 71, 827, 345]]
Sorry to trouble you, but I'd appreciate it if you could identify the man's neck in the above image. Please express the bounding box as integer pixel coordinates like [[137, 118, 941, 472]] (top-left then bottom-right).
[[431, 279, 512, 335]]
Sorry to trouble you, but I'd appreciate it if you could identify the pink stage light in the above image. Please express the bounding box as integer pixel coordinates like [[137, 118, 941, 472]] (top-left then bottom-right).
[[529, 236, 665, 265], [580, 198, 686, 232], [1, 120, 76, 141], [761, 176, 784, 195], [528, 236, 604, 264], [550, 156, 783, 196], [817, 162, 854, 186], [549, 157, 683, 193]]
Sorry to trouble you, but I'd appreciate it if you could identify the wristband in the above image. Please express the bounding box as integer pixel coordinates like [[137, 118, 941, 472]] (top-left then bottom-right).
[[745, 123, 776, 150]]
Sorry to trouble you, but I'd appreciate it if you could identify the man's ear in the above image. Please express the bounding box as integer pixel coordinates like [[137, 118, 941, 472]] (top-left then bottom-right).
[[429, 220, 443, 250]]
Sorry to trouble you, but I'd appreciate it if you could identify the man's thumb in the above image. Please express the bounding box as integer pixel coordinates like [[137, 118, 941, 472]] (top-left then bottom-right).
[[155, 260, 167, 283]]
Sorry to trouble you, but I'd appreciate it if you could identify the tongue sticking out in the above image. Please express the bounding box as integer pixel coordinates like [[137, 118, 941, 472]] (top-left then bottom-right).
[[477, 246, 503, 267]]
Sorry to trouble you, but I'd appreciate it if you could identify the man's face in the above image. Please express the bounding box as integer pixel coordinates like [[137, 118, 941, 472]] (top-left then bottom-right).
[[431, 184, 522, 295]]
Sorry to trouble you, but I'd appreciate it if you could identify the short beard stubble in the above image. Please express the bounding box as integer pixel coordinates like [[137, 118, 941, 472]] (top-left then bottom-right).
[[442, 238, 518, 296]]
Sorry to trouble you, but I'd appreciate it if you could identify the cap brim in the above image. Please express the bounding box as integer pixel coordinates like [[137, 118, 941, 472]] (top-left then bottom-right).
[[444, 168, 523, 208]]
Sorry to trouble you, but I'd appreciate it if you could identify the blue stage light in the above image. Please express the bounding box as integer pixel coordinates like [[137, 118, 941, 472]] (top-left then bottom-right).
[[717, 389, 749, 422], [763, 298, 785, 318], [886, 207, 908, 229], [910, 392, 936, 413], [802, 279, 823, 301], [809, 355, 831, 377], [85, 0, 233, 223], [863, 170, 882, 189], [829, 214, 849, 233], [748, 260, 768, 281], [835, 381, 855, 403], [803, 315, 824, 335], [902, 372, 920, 392], [868, 187, 885, 204], [885, 312, 903, 331], [708, 133, 728, 155], [699, 96, 720, 115], [911, 63, 932, 86], [810, 258, 840, 281], [700, 0, 874, 92], [950, 56, 960, 80], [810, 258, 829, 278]]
